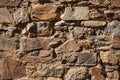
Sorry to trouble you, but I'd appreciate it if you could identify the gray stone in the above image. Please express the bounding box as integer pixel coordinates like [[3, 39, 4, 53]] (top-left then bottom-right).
[[105, 20, 120, 35], [81, 21, 106, 27], [65, 67, 88, 80], [0, 8, 13, 23], [13, 8, 29, 24], [76, 51, 97, 66], [61, 7, 89, 20]]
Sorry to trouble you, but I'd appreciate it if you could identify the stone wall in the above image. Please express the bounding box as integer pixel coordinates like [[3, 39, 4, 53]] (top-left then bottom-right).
[[0, 0, 120, 80]]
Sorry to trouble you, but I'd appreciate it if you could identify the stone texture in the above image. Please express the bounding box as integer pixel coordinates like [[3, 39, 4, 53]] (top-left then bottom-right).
[[47, 77, 62, 80], [65, 67, 88, 80], [55, 38, 80, 54], [81, 21, 106, 27], [111, 34, 120, 49], [31, 3, 58, 21], [0, 38, 19, 50], [0, 8, 13, 23], [36, 22, 53, 37], [61, 7, 89, 20], [13, 8, 29, 24], [100, 51, 119, 65], [106, 70, 119, 80], [0, 0, 21, 7], [105, 20, 120, 35]]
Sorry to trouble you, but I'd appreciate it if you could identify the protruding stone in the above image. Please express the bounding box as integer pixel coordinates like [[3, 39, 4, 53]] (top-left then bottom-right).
[[65, 67, 88, 80], [31, 3, 58, 21], [13, 8, 29, 24], [81, 21, 106, 27], [0, 8, 13, 23], [61, 7, 89, 20], [55, 38, 80, 54]]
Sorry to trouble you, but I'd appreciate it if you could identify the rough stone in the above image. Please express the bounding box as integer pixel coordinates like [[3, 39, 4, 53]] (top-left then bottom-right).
[[76, 51, 97, 66], [13, 8, 29, 24], [55, 38, 80, 54], [81, 21, 106, 27], [0, 0, 22, 7], [0, 8, 13, 23], [47, 77, 62, 80], [31, 3, 58, 21], [73, 27, 84, 39], [65, 67, 88, 80], [111, 34, 120, 49], [100, 51, 119, 65], [106, 70, 119, 80], [61, 7, 89, 20], [36, 22, 53, 37], [105, 20, 120, 35], [0, 38, 19, 50]]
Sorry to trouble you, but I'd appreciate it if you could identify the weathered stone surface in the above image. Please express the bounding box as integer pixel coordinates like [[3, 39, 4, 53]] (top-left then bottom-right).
[[105, 65, 118, 72], [81, 21, 106, 27], [90, 65, 105, 80], [55, 38, 80, 54], [36, 22, 53, 37], [47, 77, 62, 80], [0, 0, 21, 7], [100, 51, 119, 65], [61, 7, 89, 20], [73, 27, 84, 39], [0, 38, 19, 50], [76, 51, 97, 66], [37, 64, 64, 77], [106, 70, 119, 80], [31, 3, 58, 21], [111, 34, 120, 49], [0, 8, 13, 23], [1, 57, 26, 79], [20, 37, 42, 52], [65, 67, 88, 80], [105, 20, 120, 35], [13, 8, 29, 24]]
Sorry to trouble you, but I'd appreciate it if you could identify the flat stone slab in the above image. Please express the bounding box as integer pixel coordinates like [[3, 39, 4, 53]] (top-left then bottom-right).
[[61, 7, 89, 20]]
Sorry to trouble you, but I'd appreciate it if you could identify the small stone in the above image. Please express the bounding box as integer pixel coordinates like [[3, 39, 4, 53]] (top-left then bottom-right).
[[73, 27, 84, 39], [31, 3, 58, 21], [111, 34, 120, 49], [106, 70, 119, 80], [61, 7, 89, 20], [36, 22, 53, 37], [0, 8, 13, 23], [13, 8, 29, 24], [39, 49, 53, 58], [105, 65, 118, 72], [65, 67, 88, 80], [100, 51, 119, 65], [55, 38, 80, 54], [47, 77, 62, 80], [81, 21, 106, 27], [105, 20, 120, 35]]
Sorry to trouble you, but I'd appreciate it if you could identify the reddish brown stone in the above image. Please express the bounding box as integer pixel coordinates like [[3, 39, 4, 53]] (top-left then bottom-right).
[[31, 3, 58, 21]]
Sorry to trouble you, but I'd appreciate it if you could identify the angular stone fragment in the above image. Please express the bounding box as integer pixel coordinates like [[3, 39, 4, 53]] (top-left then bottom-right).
[[105, 20, 120, 35], [100, 51, 119, 65], [61, 7, 89, 20], [31, 3, 58, 21], [81, 21, 106, 27], [0, 8, 13, 23], [76, 52, 97, 66], [55, 38, 80, 54], [0, 0, 21, 7], [65, 67, 88, 80], [0, 38, 19, 50], [13, 8, 29, 24], [47, 77, 62, 80], [111, 34, 120, 49]]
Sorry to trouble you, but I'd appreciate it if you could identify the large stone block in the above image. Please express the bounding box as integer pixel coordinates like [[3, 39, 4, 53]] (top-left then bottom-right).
[[61, 7, 89, 20], [0, 8, 13, 23], [31, 3, 58, 21]]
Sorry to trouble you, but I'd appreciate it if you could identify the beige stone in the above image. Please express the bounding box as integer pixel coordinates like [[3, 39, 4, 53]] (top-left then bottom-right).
[[47, 77, 62, 80]]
